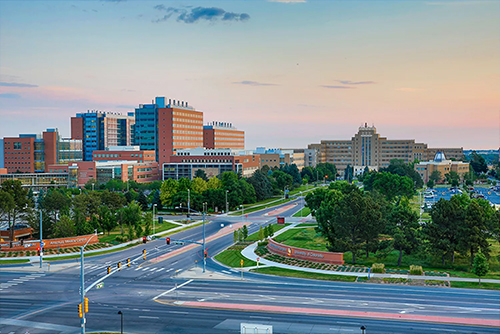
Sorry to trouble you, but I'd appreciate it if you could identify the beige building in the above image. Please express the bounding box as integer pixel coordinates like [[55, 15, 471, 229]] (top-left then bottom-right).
[[312, 124, 463, 177], [414, 152, 469, 183]]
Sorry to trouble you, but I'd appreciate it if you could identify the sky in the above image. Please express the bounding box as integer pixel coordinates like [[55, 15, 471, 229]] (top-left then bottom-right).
[[0, 0, 499, 150]]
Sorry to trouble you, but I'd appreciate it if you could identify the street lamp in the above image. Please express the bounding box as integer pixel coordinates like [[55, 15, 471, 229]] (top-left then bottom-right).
[[92, 183, 94, 191], [360, 325, 366, 334], [153, 204, 157, 235], [81, 232, 97, 334], [300, 191, 303, 218], [187, 189, 190, 219], [117, 311, 123, 334], [176, 206, 207, 273], [240, 205, 244, 223], [225, 190, 229, 214], [34, 193, 43, 269]]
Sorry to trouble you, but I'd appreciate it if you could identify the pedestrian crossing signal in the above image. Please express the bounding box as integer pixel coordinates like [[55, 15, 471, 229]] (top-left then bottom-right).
[[204, 250, 208, 259]]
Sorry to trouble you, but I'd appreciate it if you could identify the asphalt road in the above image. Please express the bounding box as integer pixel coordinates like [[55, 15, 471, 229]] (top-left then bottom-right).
[[1, 198, 499, 334]]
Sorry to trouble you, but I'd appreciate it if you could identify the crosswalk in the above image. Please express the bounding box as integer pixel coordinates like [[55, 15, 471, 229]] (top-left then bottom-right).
[[0, 273, 45, 291], [134, 267, 172, 273]]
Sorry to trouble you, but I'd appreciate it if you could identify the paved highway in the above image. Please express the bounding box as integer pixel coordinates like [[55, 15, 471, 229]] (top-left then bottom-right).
[[1, 197, 499, 333]]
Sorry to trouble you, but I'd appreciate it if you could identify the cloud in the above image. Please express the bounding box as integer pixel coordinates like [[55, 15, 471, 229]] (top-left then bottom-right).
[[425, 1, 490, 5], [0, 93, 21, 98], [0, 82, 38, 88], [321, 85, 355, 89], [233, 80, 277, 86], [153, 6, 250, 23], [337, 80, 376, 85], [396, 87, 418, 92]]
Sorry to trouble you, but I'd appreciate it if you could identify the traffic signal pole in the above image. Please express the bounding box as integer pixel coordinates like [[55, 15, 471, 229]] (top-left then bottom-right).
[[203, 212, 206, 273], [39, 209, 42, 269], [80, 245, 85, 334]]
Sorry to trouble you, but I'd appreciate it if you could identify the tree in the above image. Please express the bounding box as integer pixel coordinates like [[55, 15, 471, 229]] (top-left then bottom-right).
[[471, 252, 489, 285], [242, 225, 248, 240], [459, 200, 490, 266], [258, 226, 264, 241], [137, 191, 149, 211], [247, 170, 273, 201], [388, 197, 420, 266], [380, 159, 423, 189], [1, 180, 29, 247], [151, 190, 163, 211], [426, 199, 460, 265], [160, 178, 178, 207], [445, 171, 460, 187], [99, 206, 118, 236], [426, 179, 435, 189], [233, 230, 238, 243], [344, 164, 353, 183], [272, 171, 293, 191], [207, 176, 222, 190], [268, 224, 274, 237], [469, 151, 488, 176], [84, 178, 98, 190], [192, 177, 208, 194], [315, 187, 384, 264], [143, 212, 153, 236], [371, 172, 414, 201], [51, 215, 76, 238], [195, 169, 208, 181], [178, 177, 192, 192], [429, 170, 442, 183]]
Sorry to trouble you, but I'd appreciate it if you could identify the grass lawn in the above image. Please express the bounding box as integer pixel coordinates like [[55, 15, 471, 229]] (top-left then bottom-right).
[[250, 266, 356, 282], [98, 221, 178, 244], [45, 243, 138, 261], [450, 281, 500, 291], [296, 223, 317, 227], [230, 199, 292, 216], [246, 224, 290, 241], [275, 228, 328, 252], [292, 207, 311, 217], [0, 259, 30, 265], [289, 184, 327, 195], [214, 249, 258, 267]]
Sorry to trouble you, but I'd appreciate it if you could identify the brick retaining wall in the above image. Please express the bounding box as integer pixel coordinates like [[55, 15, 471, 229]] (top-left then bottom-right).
[[267, 238, 344, 265]]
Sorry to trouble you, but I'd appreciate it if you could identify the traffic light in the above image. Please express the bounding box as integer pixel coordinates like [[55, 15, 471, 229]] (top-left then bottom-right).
[[78, 303, 83, 318], [37, 247, 40, 256], [204, 250, 208, 259], [166, 237, 170, 245], [143, 249, 146, 260], [118, 262, 121, 271], [84, 297, 89, 313], [142, 236, 146, 244], [127, 258, 131, 267], [107, 266, 111, 274]]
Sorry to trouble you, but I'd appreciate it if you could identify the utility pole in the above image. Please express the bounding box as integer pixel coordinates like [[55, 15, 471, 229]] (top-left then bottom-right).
[[39, 203, 42, 268], [153, 204, 157, 235], [187, 189, 190, 219], [225, 190, 229, 214]]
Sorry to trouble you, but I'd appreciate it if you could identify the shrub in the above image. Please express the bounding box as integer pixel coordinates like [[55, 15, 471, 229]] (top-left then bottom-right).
[[371, 263, 385, 273], [257, 240, 269, 247], [410, 265, 423, 275]]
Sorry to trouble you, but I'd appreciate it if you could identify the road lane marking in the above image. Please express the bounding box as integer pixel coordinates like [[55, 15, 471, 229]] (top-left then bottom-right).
[[139, 316, 159, 319], [156, 268, 165, 272], [153, 279, 193, 300]]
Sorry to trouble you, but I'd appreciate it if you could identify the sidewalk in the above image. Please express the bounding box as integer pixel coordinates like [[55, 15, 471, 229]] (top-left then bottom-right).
[[0, 219, 204, 262], [241, 238, 500, 284]]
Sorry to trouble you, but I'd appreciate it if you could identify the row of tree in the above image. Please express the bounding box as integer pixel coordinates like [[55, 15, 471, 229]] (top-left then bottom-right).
[[306, 181, 499, 266]]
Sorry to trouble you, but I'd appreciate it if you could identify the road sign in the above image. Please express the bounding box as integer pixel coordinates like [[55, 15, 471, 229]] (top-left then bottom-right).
[[40, 242, 45, 248], [96, 283, 104, 289]]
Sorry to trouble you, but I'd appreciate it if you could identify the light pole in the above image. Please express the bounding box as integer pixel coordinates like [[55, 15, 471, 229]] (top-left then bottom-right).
[[81, 233, 96, 334], [187, 189, 190, 219], [203, 202, 207, 273], [225, 190, 229, 214], [92, 183, 94, 191], [240, 205, 244, 223], [38, 197, 42, 268], [153, 204, 157, 235], [117, 311, 123, 334], [300, 191, 302, 218]]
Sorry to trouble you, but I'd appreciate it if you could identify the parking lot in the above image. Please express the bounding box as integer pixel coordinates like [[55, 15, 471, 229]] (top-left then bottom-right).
[[423, 186, 500, 206]]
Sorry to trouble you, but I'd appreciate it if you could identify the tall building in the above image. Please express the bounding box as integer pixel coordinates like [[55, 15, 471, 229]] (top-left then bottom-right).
[[3, 129, 82, 173], [71, 111, 135, 161], [203, 121, 245, 150], [311, 124, 463, 177], [135, 97, 204, 166]]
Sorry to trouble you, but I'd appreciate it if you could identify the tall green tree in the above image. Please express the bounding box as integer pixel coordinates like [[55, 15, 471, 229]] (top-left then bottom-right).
[[380, 159, 423, 189], [429, 170, 442, 183], [137, 191, 149, 211], [160, 178, 178, 207], [1, 180, 29, 247], [388, 197, 420, 266], [51, 215, 76, 238], [194, 169, 208, 181], [178, 177, 192, 192], [469, 151, 488, 176], [43, 189, 71, 226], [371, 172, 414, 201], [472, 251, 489, 285], [459, 200, 490, 266], [207, 176, 222, 189], [192, 177, 208, 194], [247, 170, 273, 201], [151, 190, 163, 211]]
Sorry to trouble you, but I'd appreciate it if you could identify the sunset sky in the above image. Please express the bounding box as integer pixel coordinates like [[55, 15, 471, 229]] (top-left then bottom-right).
[[0, 0, 498, 150]]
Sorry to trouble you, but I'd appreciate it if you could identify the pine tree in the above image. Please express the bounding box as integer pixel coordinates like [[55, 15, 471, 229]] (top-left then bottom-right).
[[258, 226, 264, 241]]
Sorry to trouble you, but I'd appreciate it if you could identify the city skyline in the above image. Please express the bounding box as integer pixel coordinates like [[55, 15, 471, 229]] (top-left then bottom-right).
[[0, 0, 499, 150]]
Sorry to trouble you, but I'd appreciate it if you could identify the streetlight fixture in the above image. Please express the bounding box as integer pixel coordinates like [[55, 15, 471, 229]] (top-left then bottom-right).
[[117, 311, 123, 334], [80, 232, 97, 334], [153, 204, 157, 235], [360, 325, 366, 334], [240, 205, 244, 223], [175, 205, 207, 273], [187, 189, 190, 219], [225, 190, 229, 214]]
